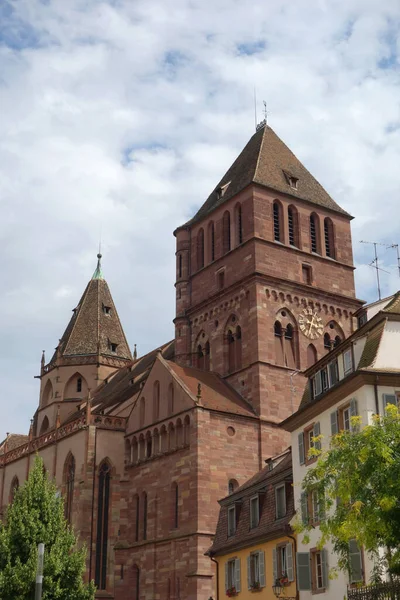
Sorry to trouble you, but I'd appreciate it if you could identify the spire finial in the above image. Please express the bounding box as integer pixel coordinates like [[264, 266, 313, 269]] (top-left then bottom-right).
[[133, 344, 137, 361], [92, 251, 104, 280]]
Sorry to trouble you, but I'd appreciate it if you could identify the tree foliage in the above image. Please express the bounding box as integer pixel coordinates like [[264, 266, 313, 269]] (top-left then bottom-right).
[[300, 405, 400, 577], [0, 455, 95, 599]]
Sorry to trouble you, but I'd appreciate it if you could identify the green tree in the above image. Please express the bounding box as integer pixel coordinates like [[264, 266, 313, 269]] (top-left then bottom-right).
[[0, 455, 95, 599], [300, 404, 400, 578]]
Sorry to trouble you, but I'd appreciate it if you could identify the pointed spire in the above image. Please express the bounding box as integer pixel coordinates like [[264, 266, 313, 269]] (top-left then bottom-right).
[[92, 253, 104, 280]]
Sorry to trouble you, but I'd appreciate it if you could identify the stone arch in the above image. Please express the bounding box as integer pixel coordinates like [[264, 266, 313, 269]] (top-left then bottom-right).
[[168, 422, 176, 451], [153, 428, 160, 454], [145, 431, 152, 459], [184, 415, 190, 446], [64, 372, 87, 399], [194, 330, 210, 370], [176, 418, 183, 447], [160, 425, 168, 453], [39, 415, 49, 436], [228, 478, 239, 494], [274, 308, 298, 369], [9, 475, 19, 503], [138, 434, 145, 460], [288, 204, 299, 247], [324, 217, 335, 258], [131, 437, 138, 463], [125, 439, 131, 464], [307, 343, 318, 368], [222, 210, 231, 254], [310, 212, 321, 254], [42, 379, 53, 407], [224, 314, 242, 374], [273, 199, 284, 242]]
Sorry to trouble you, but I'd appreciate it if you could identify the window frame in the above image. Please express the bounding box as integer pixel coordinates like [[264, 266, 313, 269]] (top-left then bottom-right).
[[343, 348, 353, 375], [227, 505, 236, 537], [227, 558, 236, 590], [249, 552, 260, 587], [249, 495, 260, 529], [275, 484, 287, 519]]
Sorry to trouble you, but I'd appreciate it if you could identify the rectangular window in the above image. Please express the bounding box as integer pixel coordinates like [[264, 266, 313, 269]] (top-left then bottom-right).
[[315, 552, 324, 589], [310, 548, 328, 592], [249, 553, 259, 586], [312, 371, 322, 397], [328, 360, 339, 386], [343, 349, 353, 375], [275, 484, 286, 519], [247, 551, 265, 589], [250, 496, 260, 529], [227, 505, 236, 537], [321, 368, 329, 391], [349, 540, 364, 584], [383, 393, 398, 410], [225, 558, 241, 593], [227, 559, 236, 590], [343, 406, 351, 431], [302, 264, 312, 285]]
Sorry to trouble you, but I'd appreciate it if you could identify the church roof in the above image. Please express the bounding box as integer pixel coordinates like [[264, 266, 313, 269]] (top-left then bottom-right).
[[182, 124, 350, 228], [48, 254, 131, 366]]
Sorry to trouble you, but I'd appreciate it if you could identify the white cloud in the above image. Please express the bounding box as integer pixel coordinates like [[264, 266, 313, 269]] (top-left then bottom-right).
[[1, 0, 400, 434]]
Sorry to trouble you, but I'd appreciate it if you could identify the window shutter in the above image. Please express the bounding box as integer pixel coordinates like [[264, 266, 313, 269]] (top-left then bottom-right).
[[321, 549, 329, 589], [258, 551, 265, 587], [330, 410, 339, 435], [247, 555, 251, 589], [313, 421, 321, 451], [300, 491, 309, 525], [383, 394, 397, 410], [319, 490, 326, 522], [225, 561, 229, 591], [272, 547, 277, 582], [296, 552, 311, 591], [286, 543, 294, 581], [349, 540, 363, 583], [298, 432, 305, 465], [235, 558, 241, 592]]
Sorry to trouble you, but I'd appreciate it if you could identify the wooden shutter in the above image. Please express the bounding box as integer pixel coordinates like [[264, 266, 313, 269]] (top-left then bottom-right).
[[330, 410, 338, 435], [321, 548, 329, 588], [300, 491, 309, 524], [383, 394, 397, 410], [225, 562, 229, 591], [247, 555, 251, 589], [286, 543, 294, 581], [235, 558, 241, 592], [349, 540, 363, 583], [258, 551, 265, 587], [313, 421, 321, 451], [298, 432, 305, 465], [296, 552, 311, 591], [272, 547, 277, 582]]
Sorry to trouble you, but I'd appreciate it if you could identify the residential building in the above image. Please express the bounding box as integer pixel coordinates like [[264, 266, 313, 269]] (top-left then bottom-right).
[[281, 293, 400, 599], [0, 121, 362, 599], [208, 449, 297, 600]]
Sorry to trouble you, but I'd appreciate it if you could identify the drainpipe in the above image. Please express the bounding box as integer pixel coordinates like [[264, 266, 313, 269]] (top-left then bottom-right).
[[286, 529, 300, 600], [374, 376, 380, 416], [89, 426, 98, 583], [210, 555, 219, 600]]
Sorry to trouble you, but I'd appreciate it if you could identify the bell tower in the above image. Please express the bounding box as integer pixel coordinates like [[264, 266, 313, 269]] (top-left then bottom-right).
[[174, 123, 363, 450], [35, 254, 132, 436]]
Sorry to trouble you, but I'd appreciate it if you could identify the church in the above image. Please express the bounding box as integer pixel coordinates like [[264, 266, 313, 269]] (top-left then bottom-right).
[[0, 121, 363, 599]]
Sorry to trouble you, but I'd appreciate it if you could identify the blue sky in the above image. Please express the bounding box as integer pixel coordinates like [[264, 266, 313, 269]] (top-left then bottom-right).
[[1, 0, 400, 434]]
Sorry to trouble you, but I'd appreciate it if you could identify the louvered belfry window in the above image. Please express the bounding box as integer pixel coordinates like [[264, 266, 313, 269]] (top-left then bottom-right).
[[310, 214, 317, 253], [273, 202, 281, 241]]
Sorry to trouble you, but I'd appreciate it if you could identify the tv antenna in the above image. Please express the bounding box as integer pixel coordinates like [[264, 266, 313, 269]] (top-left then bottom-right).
[[360, 240, 391, 300]]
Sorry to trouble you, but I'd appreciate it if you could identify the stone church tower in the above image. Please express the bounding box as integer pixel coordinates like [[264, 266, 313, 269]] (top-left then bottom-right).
[[174, 123, 362, 454], [1, 123, 364, 600]]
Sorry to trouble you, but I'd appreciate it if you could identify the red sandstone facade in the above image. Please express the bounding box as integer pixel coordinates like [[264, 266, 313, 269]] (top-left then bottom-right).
[[0, 124, 363, 599]]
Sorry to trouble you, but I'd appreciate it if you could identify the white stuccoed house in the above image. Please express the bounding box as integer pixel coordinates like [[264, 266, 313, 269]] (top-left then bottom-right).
[[281, 292, 400, 600]]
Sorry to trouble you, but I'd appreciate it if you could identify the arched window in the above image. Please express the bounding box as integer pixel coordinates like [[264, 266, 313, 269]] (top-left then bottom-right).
[[134, 496, 140, 541], [184, 416, 190, 446], [168, 423, 176, 451], [95, 461, 111, 590], [153, 429, 160, 454], [77, 377, 82, 393], [132, 565, 140, 600], [172, 482, 179, 529], [208, 221, 215, 263], [204, 341, 210, 371], [139, 435, 145, 460], [273, 201, 283, 242], [64, 453, 75, 523], [42, 379, 53, 407], [310, 213, 321, 254], [142, 492, 148, 540], [197, 344, 204, 369], [146, 432, 152, 458], [226, 325, 242, 373], [228, 479, 239, 494], [288, 206, 299, 247], [39, 416, 49, 436], [132, 438, 138, 463], [235, 326, 242, 370], [222, 211, 231, 254], [284, 324, 296, 368], [160, 425, 168, 452], [153, 381, 160, 422], [324, 333, 332, 350], [64, 372, 86, 399], [197, 228, 205, 270], [324, 218, 335, 258], [227, 330, 235, 373], [9, 476, 19, 504], [176, 419, 183, 446], [334, 335, 342, 348], [307, 344, 318, 368], [139, 397, 145, 427], [168, 383, 174, 415], [274, 321, 284, 365], [235, 204, 243, 246], [177, 254, 182, 279]]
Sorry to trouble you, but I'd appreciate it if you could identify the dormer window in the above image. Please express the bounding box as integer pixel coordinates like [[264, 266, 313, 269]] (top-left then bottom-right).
[[109, 342, 118, 353], [283, 170, 299, 189], [103, 304, 111, 316], [227, 505, 236, 537], [215, 181, 230, 200]]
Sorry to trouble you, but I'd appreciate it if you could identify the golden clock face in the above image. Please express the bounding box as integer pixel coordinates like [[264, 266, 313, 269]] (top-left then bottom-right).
[[298, 308, 324, 340]]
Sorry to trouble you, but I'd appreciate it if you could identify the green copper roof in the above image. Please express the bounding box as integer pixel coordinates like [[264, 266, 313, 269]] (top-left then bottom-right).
[[92, 253, 104, 280]]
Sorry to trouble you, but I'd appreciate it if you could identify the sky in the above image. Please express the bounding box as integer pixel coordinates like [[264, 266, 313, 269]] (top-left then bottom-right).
[[1, 0, 400, 435]]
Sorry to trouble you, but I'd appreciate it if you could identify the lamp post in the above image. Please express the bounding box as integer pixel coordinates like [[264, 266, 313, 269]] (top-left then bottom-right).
[[35, 543, 45, 600], [272, 581, 283, 598]]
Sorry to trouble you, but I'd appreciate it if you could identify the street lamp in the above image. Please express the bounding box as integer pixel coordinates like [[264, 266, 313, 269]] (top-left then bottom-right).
[[272, 581, 283, 598]]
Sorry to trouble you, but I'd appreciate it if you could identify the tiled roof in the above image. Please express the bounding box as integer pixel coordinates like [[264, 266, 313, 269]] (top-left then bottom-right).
[[49, 274, 131, 366], [0, 434, 29, 455], [358, 320, 386, 369], [182, 125, 349, 228], [208, 451, 294, 555], [383, 292, 400, 315], [166, 362, 256, 417]]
